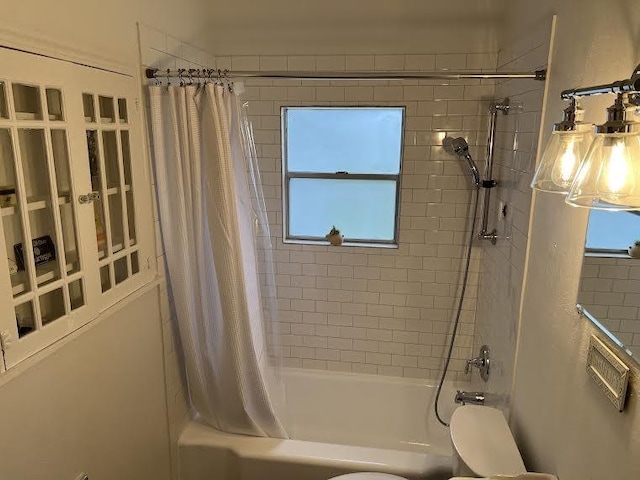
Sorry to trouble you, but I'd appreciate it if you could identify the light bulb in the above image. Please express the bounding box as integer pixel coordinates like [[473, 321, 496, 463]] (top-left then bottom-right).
[[598, 139, 635, 199], [531, 129, 593, 194], [567, 132, 640, 210], [550, 138, 579, 188]]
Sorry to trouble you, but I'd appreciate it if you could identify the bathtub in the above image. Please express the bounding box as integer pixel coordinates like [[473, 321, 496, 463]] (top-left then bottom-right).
[[179, 368, 462, 480]]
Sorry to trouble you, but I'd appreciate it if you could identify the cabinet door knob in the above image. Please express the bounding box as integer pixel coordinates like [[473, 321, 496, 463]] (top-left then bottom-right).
[[78, 192, 100, 204]]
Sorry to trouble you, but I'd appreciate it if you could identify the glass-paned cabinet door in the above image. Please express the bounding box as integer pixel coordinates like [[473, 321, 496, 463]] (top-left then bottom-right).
[[80, 71, 154, 310], [0, 47, 154, 368], [0, 73, 97, 367]]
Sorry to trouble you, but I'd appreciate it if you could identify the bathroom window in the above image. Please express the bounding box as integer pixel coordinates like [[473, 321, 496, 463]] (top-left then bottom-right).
[[585, 210, 640, 254], [281, 107, 404, 246]]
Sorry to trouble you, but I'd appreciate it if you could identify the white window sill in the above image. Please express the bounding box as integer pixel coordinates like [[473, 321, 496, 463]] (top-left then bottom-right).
[[283, 238, 398, 249], [584, 250, 632, 259]]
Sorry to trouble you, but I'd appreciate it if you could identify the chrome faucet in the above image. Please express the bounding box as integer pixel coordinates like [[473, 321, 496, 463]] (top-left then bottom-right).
[[465, 345, 490, 381], [455, 391, 485, 405]]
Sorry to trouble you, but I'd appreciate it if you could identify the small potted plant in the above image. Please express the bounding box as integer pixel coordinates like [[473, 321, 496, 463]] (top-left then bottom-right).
[[325, 226, 344, 246], [629, 240, 640, 259]]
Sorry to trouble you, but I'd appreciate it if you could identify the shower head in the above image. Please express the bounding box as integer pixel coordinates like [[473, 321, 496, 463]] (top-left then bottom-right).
[[443, 137, 480, 188]]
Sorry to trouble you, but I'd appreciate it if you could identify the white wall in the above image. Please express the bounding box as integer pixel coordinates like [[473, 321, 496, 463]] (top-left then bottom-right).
[[2, 0, 211, 66], [205, 0, 504, 56], [504, 1, 640, 479], [473, 25, 550, 399], [0, 289, 170, 480]]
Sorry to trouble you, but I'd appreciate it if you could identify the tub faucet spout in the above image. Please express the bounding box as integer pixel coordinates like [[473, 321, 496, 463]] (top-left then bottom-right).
[[455, 390, 485, 406]]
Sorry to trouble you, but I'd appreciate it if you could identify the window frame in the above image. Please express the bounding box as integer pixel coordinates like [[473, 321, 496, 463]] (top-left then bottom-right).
[[281, 106, 405, 247]]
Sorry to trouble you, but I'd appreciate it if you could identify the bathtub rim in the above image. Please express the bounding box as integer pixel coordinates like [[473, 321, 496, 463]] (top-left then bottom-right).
[[179, 420, 453, 478]]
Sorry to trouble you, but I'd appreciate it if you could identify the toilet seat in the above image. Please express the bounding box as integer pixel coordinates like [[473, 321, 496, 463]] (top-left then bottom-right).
[[329, 474, 408, 480], [450, 406, 526, 477]]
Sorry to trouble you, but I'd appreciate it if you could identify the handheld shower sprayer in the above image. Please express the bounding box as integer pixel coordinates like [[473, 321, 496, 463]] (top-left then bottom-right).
[[443, 137, 480, 188]]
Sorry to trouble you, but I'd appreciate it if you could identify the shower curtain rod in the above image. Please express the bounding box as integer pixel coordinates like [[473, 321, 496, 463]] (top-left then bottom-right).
[[145, 67, 547, 82]]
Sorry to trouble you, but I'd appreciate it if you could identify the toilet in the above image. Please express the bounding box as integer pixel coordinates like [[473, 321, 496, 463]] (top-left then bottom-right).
[[328, 405, 531, 480], [449, 405, 526, 478]]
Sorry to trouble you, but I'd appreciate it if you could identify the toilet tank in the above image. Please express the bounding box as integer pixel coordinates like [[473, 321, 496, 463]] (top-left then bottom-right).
[[449, 406, 526, 478]]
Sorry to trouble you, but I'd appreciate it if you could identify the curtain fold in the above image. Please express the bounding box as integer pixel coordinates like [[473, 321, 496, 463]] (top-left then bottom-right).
[[149, 84, 287, 438]]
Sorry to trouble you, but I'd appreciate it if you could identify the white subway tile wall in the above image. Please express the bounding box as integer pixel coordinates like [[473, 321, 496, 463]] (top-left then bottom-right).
[[219, 52, 501, 380], [471, 23, 550, 396], [578, 257, 640, 352]]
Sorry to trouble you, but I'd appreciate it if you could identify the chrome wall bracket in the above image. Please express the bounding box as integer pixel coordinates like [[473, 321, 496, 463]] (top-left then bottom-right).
[[479, 229, 498, 245]]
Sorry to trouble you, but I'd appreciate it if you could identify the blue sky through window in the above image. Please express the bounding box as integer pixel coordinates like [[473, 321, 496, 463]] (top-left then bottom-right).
[[286, 108, 403, 174], [586, 210, 640, 251], [289, 178, 397, 240]]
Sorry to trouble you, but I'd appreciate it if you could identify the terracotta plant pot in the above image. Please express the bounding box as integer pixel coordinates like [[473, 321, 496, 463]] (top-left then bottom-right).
[[326, 233, 344, 246]]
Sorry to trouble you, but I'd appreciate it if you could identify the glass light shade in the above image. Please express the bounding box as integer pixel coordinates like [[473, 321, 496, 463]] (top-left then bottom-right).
[[566, 132, 640, 210], [531, 129, 595, 193]]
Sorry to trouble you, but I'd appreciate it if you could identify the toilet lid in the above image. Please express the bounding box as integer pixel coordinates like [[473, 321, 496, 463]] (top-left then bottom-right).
[[329, 474, 408, 480], [450, 406, 526, 477]]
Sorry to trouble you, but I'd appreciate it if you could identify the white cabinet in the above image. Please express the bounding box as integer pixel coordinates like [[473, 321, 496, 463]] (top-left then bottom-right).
[[0, 47, 155, 369]]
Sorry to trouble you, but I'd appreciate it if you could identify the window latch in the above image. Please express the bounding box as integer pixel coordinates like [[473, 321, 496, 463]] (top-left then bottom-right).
[[78, 192, 100, 204]]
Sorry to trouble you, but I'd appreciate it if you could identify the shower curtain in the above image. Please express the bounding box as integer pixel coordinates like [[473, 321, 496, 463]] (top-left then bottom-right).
[[149, 83, 287, 438]]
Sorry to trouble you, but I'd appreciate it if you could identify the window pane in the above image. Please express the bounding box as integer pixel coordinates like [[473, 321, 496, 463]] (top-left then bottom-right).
[[114, 256, 128, 284], [40, 287, 66, 325], [0, 81, 9, 119], [83, 93, 95, 122], [69, 278, 85, 310], [289, 178, 397, 241], [102, 130, 120, 189], [286, 107, 403, 174], [100, 264, 111, 293], [118, 98, 128, 123], [18, 129, 50, 198], [15, 301, 35, 338], [99, 96, 115, 123], [46, 88, 64, 121], [586, 210, 640, 251], [13, 84, 42, 120]]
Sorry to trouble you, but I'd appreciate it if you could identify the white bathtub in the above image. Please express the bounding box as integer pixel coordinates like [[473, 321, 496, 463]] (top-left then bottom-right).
[[179, 368, 462, 480]]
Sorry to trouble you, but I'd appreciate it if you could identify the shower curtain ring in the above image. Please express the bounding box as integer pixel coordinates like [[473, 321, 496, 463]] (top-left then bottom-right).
[[188, 69, 195, 85]]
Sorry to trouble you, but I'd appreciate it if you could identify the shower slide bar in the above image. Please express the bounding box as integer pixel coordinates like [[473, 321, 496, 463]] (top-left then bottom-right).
[[477, 98, 510, 245], [146, 68, 547, 82]]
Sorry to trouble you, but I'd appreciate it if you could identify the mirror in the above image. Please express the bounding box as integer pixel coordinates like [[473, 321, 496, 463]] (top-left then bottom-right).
[[577, 209, 640, 365]]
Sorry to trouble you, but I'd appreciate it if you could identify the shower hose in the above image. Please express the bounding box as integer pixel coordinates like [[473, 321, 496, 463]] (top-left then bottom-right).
[[434, 185, 481, 427]]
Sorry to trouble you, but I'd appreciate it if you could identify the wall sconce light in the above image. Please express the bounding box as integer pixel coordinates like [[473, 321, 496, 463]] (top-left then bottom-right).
[[533, 64, 640, 211], [566, 94, 640, 210], [531, 99, 594, 193]]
